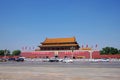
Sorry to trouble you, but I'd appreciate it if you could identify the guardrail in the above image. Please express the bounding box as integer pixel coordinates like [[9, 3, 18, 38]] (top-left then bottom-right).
[[24, 58, 120, 62]]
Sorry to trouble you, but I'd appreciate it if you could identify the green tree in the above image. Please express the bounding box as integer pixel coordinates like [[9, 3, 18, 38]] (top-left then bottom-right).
[[100, 50, 105, 55], [119, 50, 120, 54], [0, 49, 11, 56], [100, 47, 119, 55], [0, 50, 4, 56], [100, 47, 110, 55], [5, 50, 11, 56], [12, 50, 21, 56], [110, 47, 118, 54]]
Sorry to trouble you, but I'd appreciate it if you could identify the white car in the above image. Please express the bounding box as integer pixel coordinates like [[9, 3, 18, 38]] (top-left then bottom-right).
[[42, 58, 50, 62], [100, 59, 110, 62], [58, 59, 63, 62], [90, 59, 109, 62], [62, 59, 73, 63]]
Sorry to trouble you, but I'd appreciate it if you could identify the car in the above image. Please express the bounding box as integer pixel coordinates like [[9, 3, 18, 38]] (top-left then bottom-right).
[[62, 59, 73, 63], [90, 59, 110, 62], [89, 59, 100, 62], [0, 58, 7, 62], [8, 58, 16, 61], [100, 59, 109, 62], [16, 58, 24, 62], [49, 58, 59, 62], [42, 58, 50, 62], [58, 59, 63, 62]]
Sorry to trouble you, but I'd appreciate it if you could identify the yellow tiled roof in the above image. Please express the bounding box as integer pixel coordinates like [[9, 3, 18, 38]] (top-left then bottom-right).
[[41, 44, 78, 47], [42, 37, 76, 43], [80, 48, 92, 50]]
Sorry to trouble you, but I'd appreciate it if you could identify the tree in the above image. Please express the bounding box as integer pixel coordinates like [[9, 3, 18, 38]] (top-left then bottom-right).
[[0, 50, 4, 56], [100, 47, 119, 55], [119, 50, 120, 54], [0, 49, 11, 56], [110, 47, 118, 54], [100, 50, 105, 55], [5, 50, 11, 56], [12, 50, 21, 56]]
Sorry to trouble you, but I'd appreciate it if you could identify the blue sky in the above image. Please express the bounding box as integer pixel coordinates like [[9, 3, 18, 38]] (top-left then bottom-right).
[[0, 0, 120, 51]]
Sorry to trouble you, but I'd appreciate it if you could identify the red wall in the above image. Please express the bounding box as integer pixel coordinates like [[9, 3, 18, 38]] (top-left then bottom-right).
[[20, 51, 120, 59], [21, 51, 54, 58]]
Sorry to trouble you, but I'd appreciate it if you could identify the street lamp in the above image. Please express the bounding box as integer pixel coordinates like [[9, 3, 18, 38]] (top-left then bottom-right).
[[70, 46, 75, 59], [4, 49, 7, 59], [89, 50, 93, 59]]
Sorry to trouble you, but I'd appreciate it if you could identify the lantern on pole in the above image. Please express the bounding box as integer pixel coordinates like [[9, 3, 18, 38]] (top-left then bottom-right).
[[70, 46, 75, 59]]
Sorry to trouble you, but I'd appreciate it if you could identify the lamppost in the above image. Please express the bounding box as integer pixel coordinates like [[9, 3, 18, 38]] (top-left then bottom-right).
[[4, 49, 7, 59], [70, 46, 75, 59], [89, 50, 93, 59]]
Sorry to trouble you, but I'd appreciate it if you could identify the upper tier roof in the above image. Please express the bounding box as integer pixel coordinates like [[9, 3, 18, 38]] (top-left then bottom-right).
[[42, 37, 76, 44]]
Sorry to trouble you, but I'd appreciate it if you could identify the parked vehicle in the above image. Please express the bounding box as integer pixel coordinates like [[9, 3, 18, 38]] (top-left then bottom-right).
[[90, 59, 110, 62], [100, 59, 110, 62], [0, 58, 7, 62], [49, 58, 59, 62], [42, 58, 50, 62], [62, 58, 73, 63], [8, 58, 16, 61], [58, 59, 63, 62], [16, 58, 24, 62]]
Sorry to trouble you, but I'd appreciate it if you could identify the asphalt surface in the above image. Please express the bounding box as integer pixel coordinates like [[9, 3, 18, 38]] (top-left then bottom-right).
[[0, 61, 120, 80], [0, 61, 120, 68]]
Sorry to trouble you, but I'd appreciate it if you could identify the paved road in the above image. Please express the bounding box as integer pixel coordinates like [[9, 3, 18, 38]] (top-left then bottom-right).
[[0, 61, 120, 80], [0, 61, 120, 68]]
